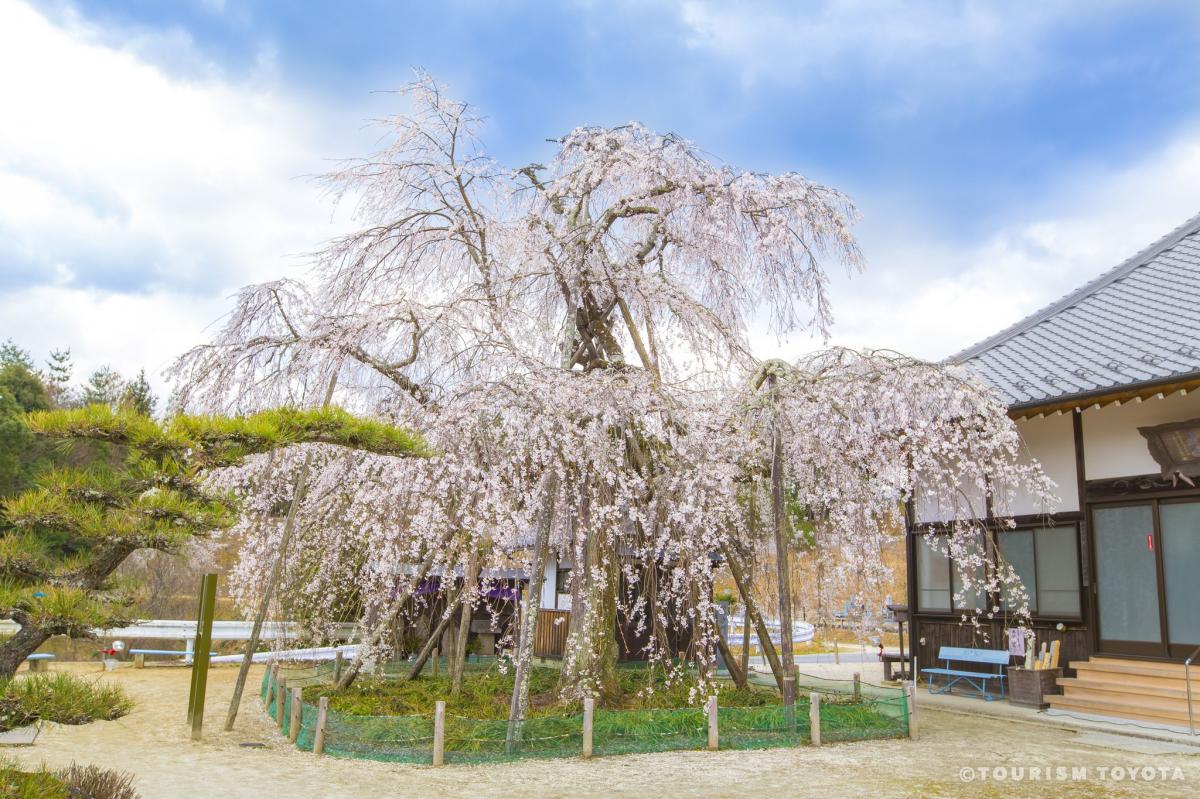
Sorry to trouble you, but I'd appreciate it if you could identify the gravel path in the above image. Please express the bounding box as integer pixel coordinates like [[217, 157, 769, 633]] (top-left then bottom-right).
[[7, 663, 1199, 799]]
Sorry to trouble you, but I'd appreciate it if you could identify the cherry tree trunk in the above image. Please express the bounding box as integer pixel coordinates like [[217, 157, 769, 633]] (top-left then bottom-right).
[[769, 375, 796, 704], [557, 489, 621, 703]]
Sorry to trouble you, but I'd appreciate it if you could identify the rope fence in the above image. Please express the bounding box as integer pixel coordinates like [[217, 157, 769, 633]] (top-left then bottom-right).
[[259, 662, 911, 765]]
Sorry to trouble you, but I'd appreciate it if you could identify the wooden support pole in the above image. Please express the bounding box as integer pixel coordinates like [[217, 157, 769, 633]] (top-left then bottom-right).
[[188, 573, 218, 742], [288, 687, 302, 743], [313, 697, 329, 755], [432, 700, 445, 766], [809, 692, 821, 746], [276, 676, 287, 731], [333, 651, 344, 684], [432, 647, 439, 679], [582, 697, 594, 758], [853, 672, 861, 700], [906, 682, 918, 740], [267, 663, 279, 707], [706, 695, 718, 751]]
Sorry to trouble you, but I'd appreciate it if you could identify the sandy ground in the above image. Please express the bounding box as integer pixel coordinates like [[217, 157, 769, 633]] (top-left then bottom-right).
[[6, 662, 1199, 799]]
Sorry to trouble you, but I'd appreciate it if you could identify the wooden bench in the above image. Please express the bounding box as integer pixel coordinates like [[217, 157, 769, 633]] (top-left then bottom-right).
[[921, 646, 1009, 701], [881, 652, 908, 682], [25, 653, 54, 672]]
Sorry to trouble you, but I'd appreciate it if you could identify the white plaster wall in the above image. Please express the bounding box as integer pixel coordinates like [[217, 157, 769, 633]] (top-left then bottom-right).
[[915, 475, 988, 524], [1003, 412, 1079, 516], [1082, 390, 1200, 480], [538, 557, 557, 609]]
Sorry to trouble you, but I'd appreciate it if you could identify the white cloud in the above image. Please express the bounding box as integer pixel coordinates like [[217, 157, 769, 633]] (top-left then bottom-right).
[[672, 0, 1160, 101], [0, 0, 353, 393], [756, 125, 1200, 361]]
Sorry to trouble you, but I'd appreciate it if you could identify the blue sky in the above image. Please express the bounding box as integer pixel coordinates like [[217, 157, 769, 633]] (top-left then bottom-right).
[[4, 0, 1200, 390]]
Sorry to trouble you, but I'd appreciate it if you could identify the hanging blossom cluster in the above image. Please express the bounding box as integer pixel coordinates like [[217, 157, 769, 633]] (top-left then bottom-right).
[[173, 72, 1051, 702], [744, 349, 1056, 631]]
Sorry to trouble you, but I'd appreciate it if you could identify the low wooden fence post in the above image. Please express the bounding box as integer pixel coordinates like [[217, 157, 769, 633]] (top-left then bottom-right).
[[706, 695, 718, 751], [853, 672, 861, 700], [266, 663, 278, 707], [906, 682, 918, 740], [809, 692, 821, 746], [314, 697, 329, 755], [432, 700, 446, 766], [276, 676, 287, 731], [288, 687, 302, 743], [582, 697, 594, 758], [333, 651, 344, 683]]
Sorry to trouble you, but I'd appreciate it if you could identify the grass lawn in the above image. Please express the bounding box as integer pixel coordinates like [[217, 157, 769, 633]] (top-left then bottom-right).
[[303, 663, 780, 719]]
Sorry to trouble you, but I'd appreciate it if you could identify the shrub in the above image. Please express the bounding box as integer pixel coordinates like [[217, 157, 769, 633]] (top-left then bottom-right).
[[0, 760, 140, 799], [56, 763, 139, 799], [0, 673, 132, 732]]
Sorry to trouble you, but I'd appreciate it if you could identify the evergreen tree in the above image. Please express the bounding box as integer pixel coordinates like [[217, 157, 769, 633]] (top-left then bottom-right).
[[0, 341, 33, 371], [119, 370, 156, 417], [0, 404, 428, 677], [0, 364, 52, 498], [81, 366, 123, 407], [44, 349, 75, 409]]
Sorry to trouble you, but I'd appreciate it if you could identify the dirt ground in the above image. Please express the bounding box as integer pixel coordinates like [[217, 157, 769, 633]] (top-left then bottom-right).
[[6, 663, 1199, 799]]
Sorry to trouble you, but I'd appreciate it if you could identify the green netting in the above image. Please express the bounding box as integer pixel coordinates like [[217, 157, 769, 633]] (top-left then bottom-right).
[[261, 663, 909, 764]]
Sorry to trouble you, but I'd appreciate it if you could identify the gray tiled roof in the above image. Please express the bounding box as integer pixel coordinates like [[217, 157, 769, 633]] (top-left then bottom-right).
[[949, 212, 1200, 410]]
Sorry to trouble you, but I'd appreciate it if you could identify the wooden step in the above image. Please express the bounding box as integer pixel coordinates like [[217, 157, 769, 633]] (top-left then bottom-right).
[[1088, 656, 1191, 675], [1060, 684, 1190, 713], [1057, 676, 1191, 702], [1046, 694, 1194, 726], [1068, 660, 1200, 688]]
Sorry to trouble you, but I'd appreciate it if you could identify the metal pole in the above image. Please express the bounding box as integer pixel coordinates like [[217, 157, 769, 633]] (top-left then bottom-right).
[[1186, 652, 1196, 736]]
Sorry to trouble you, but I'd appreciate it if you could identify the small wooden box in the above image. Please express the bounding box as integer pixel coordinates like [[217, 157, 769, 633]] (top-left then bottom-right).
[[1008, 667, 1062, 709]]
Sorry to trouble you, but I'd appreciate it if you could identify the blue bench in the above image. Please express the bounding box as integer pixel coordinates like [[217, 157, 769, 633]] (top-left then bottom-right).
[[921, 646, 1009, 701], [130, 648, 216, 667], [25, 653, 54, 672]]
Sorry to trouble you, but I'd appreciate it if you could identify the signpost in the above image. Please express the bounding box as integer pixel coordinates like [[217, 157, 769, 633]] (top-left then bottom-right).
[[187, 573, 218, 741]]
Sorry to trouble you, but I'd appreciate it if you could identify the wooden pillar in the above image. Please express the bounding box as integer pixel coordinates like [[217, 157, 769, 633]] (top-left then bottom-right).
[[288, 687, 302, 743], [276, 676, 287, 731], [267, 663, 279, 706], [187, 573, 218, 742], [809, 692, 821, 746], [853, 672, 861, 700], [706, 695, 718, 751], [432, 700, 446, 766], [313, 697, 329, 755], [333, 650, 344, 684], [582, 697, 594, 758]]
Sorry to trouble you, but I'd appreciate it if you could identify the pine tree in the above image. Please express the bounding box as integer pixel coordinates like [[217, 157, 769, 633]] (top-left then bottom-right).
[[0, 340, 33, 371], [81, 366, 123, 408], [45, 349, 75, 409], [0, 404, 428, 677], [118, 370, 156, 417]]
